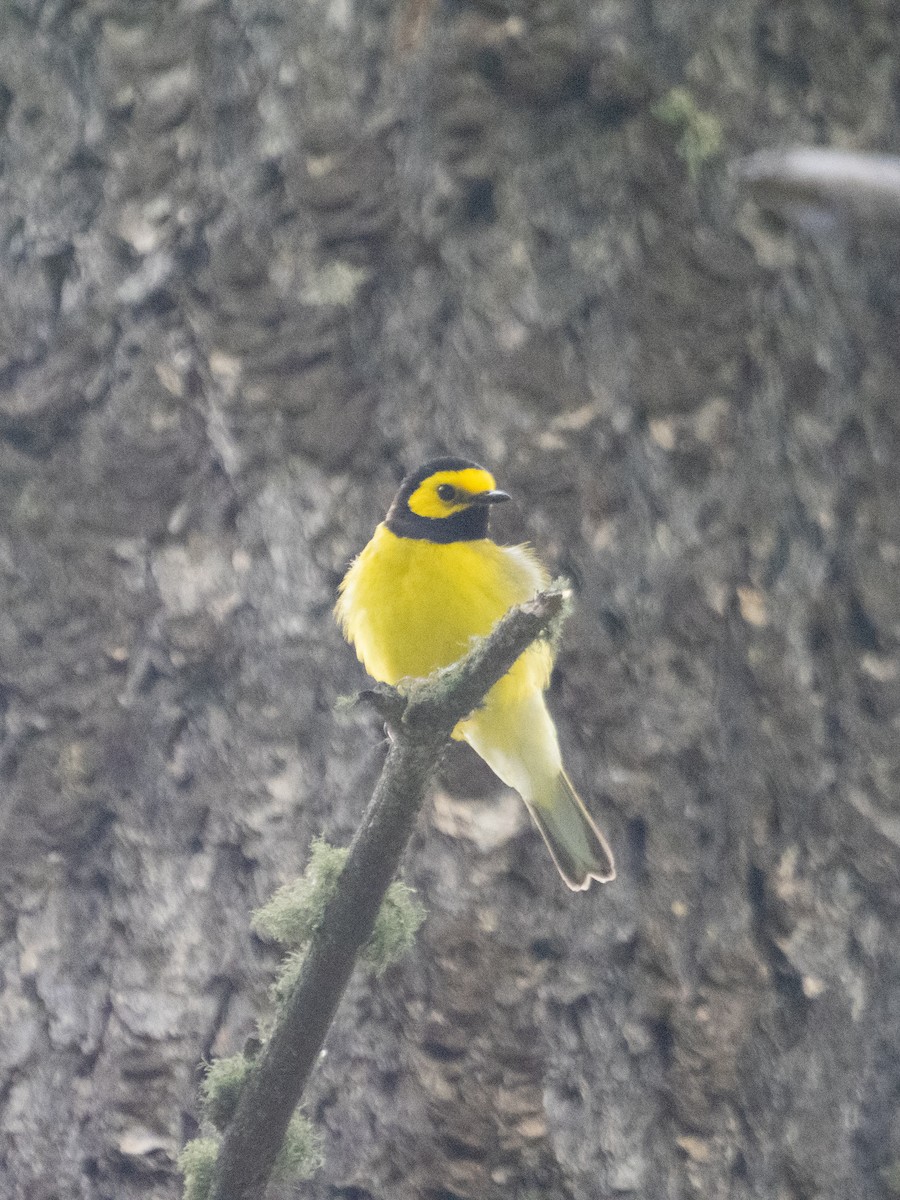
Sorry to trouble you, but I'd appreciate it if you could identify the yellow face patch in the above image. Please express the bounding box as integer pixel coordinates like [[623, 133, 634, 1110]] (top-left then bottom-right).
[[407, 468, 498, 519]]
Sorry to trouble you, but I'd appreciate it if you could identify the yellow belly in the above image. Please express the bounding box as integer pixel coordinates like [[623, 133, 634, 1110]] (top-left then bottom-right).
[[335, 523, 552, 709], [337, 520, 613, 889]]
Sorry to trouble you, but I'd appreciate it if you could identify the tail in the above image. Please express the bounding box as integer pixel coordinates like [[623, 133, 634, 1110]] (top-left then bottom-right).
[[528, 771, 616, 891]]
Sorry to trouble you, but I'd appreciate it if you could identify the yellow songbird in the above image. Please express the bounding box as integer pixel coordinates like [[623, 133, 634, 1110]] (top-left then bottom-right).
[[335, 457, 615, 890]]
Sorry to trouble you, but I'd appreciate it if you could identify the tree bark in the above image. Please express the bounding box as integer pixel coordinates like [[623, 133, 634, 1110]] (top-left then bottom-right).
[[1, 2, 899, 1199]]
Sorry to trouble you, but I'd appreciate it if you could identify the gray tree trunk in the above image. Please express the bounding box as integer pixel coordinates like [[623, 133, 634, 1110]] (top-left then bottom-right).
[[2, 1, 899, 1198]]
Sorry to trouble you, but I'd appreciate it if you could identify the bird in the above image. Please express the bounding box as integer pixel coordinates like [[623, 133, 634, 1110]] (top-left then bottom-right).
[[335, 456, 615, 890]]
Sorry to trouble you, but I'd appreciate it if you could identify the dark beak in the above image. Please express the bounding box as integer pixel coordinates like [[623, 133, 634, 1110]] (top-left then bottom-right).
[[470, 489, 510, 505]]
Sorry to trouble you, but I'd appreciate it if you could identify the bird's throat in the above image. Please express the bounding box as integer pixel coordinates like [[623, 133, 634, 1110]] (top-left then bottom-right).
[[385, 502, 491, 543]]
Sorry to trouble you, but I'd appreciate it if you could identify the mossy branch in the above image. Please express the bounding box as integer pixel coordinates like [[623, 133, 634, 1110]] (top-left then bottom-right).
[[206, 582, 570, 1200]]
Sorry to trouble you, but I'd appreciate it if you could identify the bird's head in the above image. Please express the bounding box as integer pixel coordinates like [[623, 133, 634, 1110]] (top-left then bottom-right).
[[386, 457, 510, 542]]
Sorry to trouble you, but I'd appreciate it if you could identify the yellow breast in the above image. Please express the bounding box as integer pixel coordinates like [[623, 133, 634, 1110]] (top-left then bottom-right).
[[335, 523, 552, 702]]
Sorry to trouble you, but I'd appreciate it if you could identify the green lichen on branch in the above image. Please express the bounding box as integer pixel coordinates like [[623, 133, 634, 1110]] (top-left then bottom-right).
[[270, 947, 307, 1009], [180, 1137, 220, 1200], [252, 840, 348, 949], [254, 838, 426, 982], [201, 1054, 254, 1131], [366, 877, 426, 974], [273, 1113, 325, 1182], [182, 838, 420, 1197], [179, 1113, 322, 1200], [653, 86, 723, 180]]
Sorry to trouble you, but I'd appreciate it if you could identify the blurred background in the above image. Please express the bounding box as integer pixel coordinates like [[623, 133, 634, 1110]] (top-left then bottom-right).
[[1, 0, 899, 1197]]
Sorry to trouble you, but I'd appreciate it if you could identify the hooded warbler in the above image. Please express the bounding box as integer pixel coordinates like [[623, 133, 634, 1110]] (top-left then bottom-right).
[[335, 457, 615, 890]]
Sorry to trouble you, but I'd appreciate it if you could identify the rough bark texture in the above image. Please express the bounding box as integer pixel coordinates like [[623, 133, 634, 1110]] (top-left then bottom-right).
[[1, 2, 899, 1199]]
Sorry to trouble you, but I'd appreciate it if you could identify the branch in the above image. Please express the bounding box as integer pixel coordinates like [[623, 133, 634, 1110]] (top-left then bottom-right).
[[209, 582, 570, 1200], [734, 147, 900, 225]]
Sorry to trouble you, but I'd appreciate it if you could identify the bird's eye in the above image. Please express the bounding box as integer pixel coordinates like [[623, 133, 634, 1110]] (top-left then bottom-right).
[[437, 484, 457, 502]]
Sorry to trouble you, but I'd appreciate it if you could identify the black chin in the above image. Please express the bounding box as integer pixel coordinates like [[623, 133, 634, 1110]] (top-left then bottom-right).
[[386, 503, 491, 543]]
